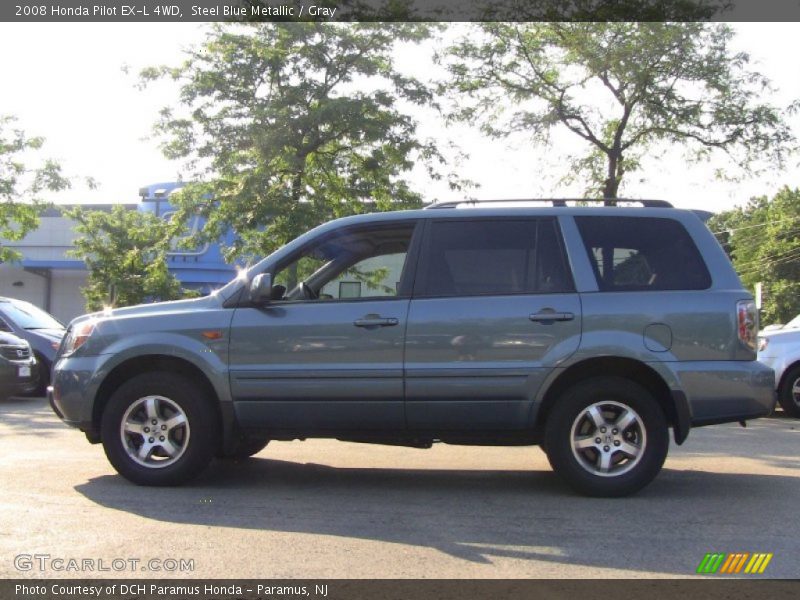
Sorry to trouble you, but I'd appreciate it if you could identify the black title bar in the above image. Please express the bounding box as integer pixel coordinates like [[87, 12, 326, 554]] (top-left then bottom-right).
[[2, 0, 800, 22], [4, 579, 800, 600]]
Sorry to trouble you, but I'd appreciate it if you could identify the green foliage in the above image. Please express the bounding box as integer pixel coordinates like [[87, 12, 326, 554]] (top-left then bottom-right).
[[709, 187, 800, 324], [0, 115, 72, 262], [441, 23, 794, 200], [65, 205, 194, 311], [143, 23, 454, 262]]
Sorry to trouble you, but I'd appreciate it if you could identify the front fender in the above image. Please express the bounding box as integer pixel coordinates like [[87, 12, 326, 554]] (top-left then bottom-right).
[[90, 331, 231, 405]]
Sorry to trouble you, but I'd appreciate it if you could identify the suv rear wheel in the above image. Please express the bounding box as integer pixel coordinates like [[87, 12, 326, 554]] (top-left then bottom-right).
[[544, 377, 669, 497], [100, 372, 218, 486]]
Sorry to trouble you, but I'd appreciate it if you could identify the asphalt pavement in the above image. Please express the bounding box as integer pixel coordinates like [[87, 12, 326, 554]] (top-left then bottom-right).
[[0, 396, 798, 579]]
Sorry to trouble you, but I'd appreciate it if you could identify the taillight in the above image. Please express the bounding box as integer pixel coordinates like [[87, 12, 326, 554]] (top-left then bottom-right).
[[737, 300, 758, 351]]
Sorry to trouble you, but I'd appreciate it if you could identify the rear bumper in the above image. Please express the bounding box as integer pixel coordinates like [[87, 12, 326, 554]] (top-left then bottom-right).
[[667, 360, 776, 426]]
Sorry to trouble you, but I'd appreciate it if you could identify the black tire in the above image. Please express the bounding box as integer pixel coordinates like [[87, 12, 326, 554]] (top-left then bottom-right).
[[544, 377, 669, 497], [217, 438, 270, 460], [28, 353, 50, 397], [778, 366, 800, 418], [100, 371, 219, 486]]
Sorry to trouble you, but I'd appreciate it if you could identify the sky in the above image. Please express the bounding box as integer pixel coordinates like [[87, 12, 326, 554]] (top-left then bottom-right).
[[1, 22, 800, 213]]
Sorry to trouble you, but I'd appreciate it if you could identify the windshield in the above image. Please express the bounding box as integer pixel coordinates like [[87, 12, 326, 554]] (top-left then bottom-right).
[[785, 314, 800, 330], [0, 301, 64, 330]]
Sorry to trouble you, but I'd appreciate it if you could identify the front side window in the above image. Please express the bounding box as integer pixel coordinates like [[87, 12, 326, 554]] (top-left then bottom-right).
[[272, 224, 416, 301], [575, 216, 711, 291], [418, 219, 572, 297]]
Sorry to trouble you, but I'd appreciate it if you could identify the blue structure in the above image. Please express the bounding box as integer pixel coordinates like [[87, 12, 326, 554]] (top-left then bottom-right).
[[137, 182, 239, 295], [0, 183, 240, 323]]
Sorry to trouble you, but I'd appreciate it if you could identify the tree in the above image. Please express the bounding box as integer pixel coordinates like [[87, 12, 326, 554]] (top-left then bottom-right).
[[709, 187, 800, 324], [0, 115, 71, 262], [65, 205, 193, 311], [442, 23, 794, 201], [142, 23, 454, 262]]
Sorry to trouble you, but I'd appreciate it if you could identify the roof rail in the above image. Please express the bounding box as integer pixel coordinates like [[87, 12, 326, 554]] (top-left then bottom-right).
[[424, 198, 673, 209]]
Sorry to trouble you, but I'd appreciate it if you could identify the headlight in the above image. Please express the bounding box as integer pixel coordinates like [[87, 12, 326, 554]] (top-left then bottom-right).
[[61, 321, 97, 355], [758, 336, 769, 352]]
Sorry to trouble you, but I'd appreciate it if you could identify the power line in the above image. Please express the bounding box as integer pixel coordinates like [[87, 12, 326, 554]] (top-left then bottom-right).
[[737, 249, 800, 275], [711, 215, 800, 235], [732, 243, 800, 270]]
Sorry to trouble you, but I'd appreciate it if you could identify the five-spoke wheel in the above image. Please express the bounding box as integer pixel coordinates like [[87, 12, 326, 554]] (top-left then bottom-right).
[[101, 372, 218, 486], [545, 377, 669, 497], [120, 395, 190, 468], [570, 400, 646, 477]]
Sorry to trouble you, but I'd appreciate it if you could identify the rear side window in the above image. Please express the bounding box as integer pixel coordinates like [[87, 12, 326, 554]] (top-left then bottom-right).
[[418, 219, 573, 297], [575, 216, 711, 291]]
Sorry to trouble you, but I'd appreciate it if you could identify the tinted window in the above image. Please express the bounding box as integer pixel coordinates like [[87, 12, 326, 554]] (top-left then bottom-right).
[[0, 301, 63, 329], [575, 216, 711, 291], [420, 219, 572, 297]]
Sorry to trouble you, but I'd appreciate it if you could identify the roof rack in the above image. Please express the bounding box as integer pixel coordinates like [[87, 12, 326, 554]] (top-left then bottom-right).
[[424, 198, 673, 209]]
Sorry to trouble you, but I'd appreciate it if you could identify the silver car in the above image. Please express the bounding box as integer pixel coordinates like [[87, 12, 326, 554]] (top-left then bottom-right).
[[758, 314, 800, 417]]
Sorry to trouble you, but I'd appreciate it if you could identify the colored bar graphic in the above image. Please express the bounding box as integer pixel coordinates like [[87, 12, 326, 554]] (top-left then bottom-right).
[[699, 552, 773, 575], [697, 553, 725, 574]]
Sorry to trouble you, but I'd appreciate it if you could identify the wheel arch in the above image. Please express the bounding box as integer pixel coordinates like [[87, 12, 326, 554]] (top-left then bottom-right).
[[91, 355, 232, 447], [534, 356, 690, 445]]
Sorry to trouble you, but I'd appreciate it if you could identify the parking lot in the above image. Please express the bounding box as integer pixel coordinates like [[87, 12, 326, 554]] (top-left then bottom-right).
[[1, 395, 798, 579]]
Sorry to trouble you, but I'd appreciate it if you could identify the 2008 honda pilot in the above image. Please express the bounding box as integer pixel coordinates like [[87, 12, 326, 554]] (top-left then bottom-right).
[[49, 200, 775, 496]]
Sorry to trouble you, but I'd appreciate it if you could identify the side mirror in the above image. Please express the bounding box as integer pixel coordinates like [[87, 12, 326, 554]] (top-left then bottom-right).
[[249, 273, 273, 304]]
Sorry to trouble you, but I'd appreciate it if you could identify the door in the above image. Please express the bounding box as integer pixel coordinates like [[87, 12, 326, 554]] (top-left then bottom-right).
[[229, 221, 419, 431], [405, 218, 582, 430]]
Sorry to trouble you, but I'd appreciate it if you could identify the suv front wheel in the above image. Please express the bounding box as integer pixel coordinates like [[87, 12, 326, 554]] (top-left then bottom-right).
[[100, 372, 219, 486], [544, 377, 669, 497]]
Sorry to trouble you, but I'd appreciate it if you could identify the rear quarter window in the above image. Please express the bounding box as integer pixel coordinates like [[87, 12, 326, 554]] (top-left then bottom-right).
[[574, 216, 711, 291]]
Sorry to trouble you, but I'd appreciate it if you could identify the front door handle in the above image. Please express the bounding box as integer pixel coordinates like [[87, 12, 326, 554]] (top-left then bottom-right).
[[529, 311, 575, 323], [354, 315, 399, 328]]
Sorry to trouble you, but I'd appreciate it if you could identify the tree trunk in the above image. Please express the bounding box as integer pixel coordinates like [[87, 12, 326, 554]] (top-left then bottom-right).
[[601, 151, 621, 286], [603, 151, 621, 206]]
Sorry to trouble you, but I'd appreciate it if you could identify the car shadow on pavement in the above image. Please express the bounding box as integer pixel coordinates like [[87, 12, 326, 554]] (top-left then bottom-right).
[[0, 397, 63, 435], [74, 457, 800, 576]]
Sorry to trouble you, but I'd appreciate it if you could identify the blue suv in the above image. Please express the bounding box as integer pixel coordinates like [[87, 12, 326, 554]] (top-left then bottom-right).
[[49, 200, 775, 496]]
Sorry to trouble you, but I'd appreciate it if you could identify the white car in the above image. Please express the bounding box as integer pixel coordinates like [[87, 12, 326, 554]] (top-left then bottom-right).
[[758, 314, 800, 417]]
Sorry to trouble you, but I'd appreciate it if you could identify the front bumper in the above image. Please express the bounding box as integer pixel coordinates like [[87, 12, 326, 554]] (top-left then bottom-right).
[[0, 360, 38, 397], [758, 355, 786, 390], [49, 354, 103, 431]]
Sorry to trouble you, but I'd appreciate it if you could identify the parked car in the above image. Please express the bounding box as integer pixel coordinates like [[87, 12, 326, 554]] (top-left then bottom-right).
[[758, 314, 800, 417], [49, 200, 774, 496], [0, 297, 65, 395], [0, 332, 38, 400]]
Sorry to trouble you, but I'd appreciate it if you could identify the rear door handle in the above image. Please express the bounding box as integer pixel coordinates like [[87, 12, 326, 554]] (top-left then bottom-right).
[[354, 316, 399, 328], [529, 311, 575, 323]]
